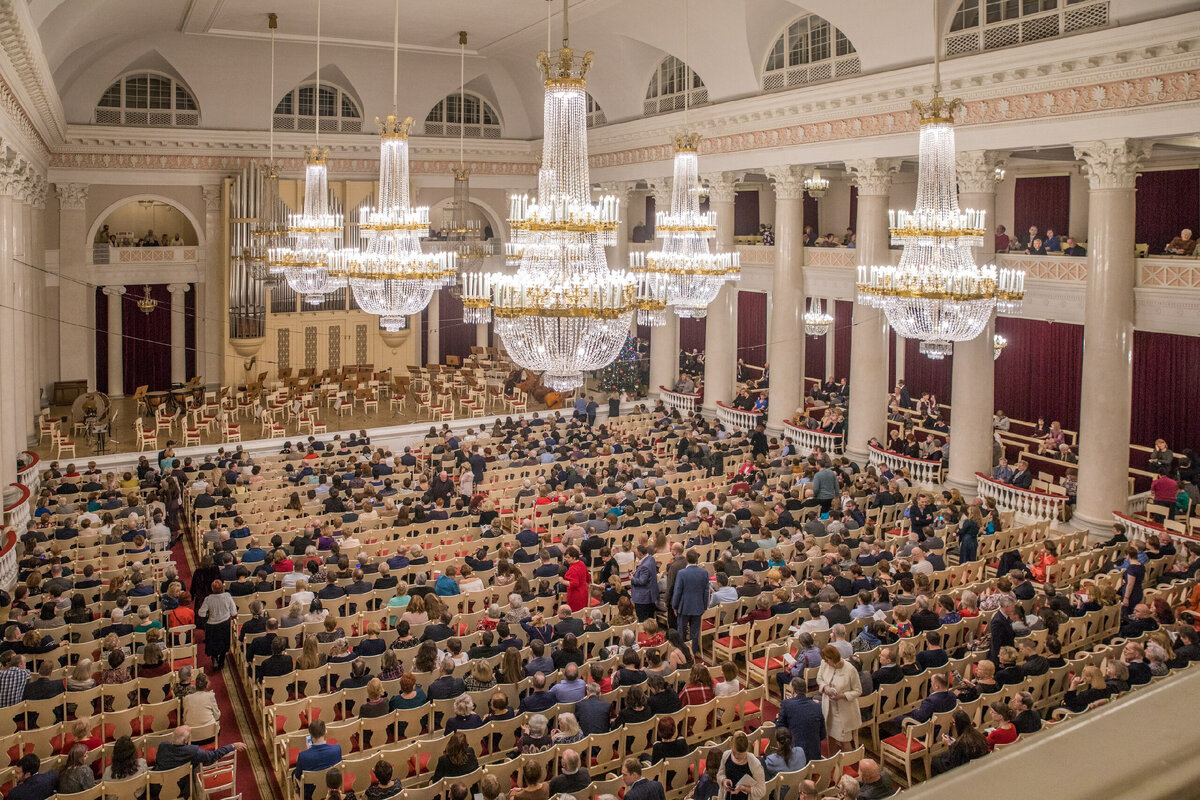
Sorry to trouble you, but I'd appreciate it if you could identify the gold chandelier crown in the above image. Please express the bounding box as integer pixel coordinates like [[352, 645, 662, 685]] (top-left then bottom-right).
[[673, 132, 701, 152], [305, 146, 330, 165], [377, 114, 413, 139], [538, 47, 593, 85], [913, 94, 962, 125]]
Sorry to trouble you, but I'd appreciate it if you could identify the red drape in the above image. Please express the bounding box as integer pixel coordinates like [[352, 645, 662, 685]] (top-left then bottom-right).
[[993, 317, 1083, 429], [1014, 176, 1071, 240], [1131, 330, 1200, 449], [420, 307, 428, 365], [122, 284, 172, 394], [185, 283, 197, 379], [848, 186, 858, 234], [95, 288, 108, 394], [889, 330, 897, 388], [903, 337, 953, 403], [734, 191, 759, 237], [438, 290, 475, 363], [1135, 168, 1200, 252], [804, 328, 826, 382], [833, 300, 853, 381], [736, 291, 767, 367], [679, 317, 706, 355]]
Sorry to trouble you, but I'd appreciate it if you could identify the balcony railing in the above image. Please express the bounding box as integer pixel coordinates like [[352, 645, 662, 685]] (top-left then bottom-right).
[[868, 443, 944, 489], [1112, 510, 1198, 545], [716, 402, 762, 433], [782, 420, 844, 455], [975, 472, 1066, 523], [659, 386, 700, 415]]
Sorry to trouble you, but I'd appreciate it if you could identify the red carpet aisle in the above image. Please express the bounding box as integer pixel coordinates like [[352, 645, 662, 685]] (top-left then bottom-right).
[[173, 539, 279, 800]]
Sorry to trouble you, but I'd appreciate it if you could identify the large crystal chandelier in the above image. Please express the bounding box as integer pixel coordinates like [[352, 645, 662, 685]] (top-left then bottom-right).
[[855, 15, 1023, 359], [268, 0, 342, 305], [630, 133, 740, 321], [459, 5, 634, 393], [325, 2, 452, 332], [804, 297, 833, 337]]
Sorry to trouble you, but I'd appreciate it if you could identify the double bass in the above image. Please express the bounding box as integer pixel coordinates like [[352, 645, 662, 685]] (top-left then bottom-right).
[[514, 370, 564, 409]]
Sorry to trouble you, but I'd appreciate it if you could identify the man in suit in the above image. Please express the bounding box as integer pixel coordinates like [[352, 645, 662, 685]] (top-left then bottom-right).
[[1011, 691, 1042, 734], [553, 606, 584, 640], [575, 682, 611, 734], [1009, 460, 1034, 490], [671, 551, 711, 652], [776, 680, 825, 766], [519, 673, 555, 713], [621, 757, 666, 800], [663, 543, 688, 630], [550, 749, 592, 795], [426, 660, 466, 700], [905, 673, 957, 723], [1012, 570, 1036, 601], [420, 611, 455, 642], [291, 720, 340, 800], [988, 598, 1019, 666], [245, 618, 280, 664], [630, 544, 660, 621]]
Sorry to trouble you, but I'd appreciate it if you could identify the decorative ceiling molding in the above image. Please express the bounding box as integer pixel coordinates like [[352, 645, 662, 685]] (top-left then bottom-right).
[[0, 0, 66, 162], [50, 151, 538, 178]]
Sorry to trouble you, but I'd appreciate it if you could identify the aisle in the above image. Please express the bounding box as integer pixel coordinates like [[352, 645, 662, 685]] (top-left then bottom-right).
[[172, 539, 279, 800]]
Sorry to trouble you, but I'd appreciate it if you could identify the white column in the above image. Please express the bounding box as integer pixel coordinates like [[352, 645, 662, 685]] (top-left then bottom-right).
[[56, 184, 91, 386], [168, 283, 191, 385], [201, 184, 222, 386], [427, 291, 440, 365], [649, 317, 679, 397], [824, 298, 835, 381], [475, 323, 489, 350], [1073, 139, 1150, 534], [763, 166, 806, 433], [844, 159, 901, 463], [702, 172, 740, 413], [894, 336, 906, 385], [600, 181, 633, 270], [0, 178, 17, 488], [104, 286, 126, 397], [945, 151, 1005, 495]]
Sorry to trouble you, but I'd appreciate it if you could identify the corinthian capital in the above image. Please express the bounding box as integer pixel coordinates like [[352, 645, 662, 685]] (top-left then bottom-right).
[[956, 150, 1005, 195], [1073, 139, 1151, 191], [647, 179, 673, 207], [202, 183, 222, 211], [702, 172, 742, 205], [596, 181, 634, 204], [56, 183, 88, 210], [764, 166, 805, 200], [844, 158, 902, 196]]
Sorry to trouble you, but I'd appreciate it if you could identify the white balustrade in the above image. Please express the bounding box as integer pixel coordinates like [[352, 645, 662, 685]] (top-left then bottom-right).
[[0, 530, 16, 592], [868, 443, 944, 489], [658, 386, 700, 416], [17, 452, 40, 496], [1125, 491, 1151, 517], [716, 402, 762, 433], [975, 472, 1066, 523], [782, 420, 844, 455]]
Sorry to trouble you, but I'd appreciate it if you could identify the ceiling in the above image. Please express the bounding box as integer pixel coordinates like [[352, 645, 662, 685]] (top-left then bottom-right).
[[27, 0, 1199, 140]]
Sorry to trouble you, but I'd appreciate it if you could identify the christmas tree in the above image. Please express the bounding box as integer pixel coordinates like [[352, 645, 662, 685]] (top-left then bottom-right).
[[596, 334, 641, 396]]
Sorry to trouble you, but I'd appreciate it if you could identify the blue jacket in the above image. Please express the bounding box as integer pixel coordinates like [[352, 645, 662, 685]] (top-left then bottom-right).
[[776, 696, 825, 767], [671, 564, 711, 615], [630, 555, 660, 605], [908, 690, 957, 723], [434, 575, 461, 596], [575, 695, 611, 734], [294, 742, 343, 799]]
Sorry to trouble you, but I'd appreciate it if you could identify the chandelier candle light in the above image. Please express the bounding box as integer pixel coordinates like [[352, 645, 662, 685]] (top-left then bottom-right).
[[804, 297, 833, 337], [459, 0, 635, 393], [855, 27, 1024, 359]]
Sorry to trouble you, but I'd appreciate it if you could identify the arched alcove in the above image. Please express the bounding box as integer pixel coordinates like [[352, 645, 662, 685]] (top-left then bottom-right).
[[90, 196, 201, 248]]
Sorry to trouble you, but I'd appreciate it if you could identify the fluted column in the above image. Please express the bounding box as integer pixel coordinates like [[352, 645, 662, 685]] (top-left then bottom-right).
[[844, 158, 901, 463], [824, 299, 836, 380], [201, 184, 222, 385], [1073, 139, 1151, 534], [947, 151, 1006, 495], [763, 166, 806, 432], [648, 180, 678, 396], [0, 172, 18, 487], [168, 284, 191, 385], [701, 172, 740, 414], [56, 184, 91, 386], [103, 286, 126, 397]]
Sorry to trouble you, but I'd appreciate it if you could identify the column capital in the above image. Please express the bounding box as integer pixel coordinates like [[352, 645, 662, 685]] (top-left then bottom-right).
[[1073, 139, 1152, 190], [167, 283, 192, 295], [955, 150, 1006, 195], [56, 183, 88, 210], [702, 172, 742, 204], [647, 179, 672, 207], [597, 181, 635, 202], [764, 166, 805, 200], [201, 183, 222, 211], [844, 158, 902, 196], [101, 285, 126, 297]]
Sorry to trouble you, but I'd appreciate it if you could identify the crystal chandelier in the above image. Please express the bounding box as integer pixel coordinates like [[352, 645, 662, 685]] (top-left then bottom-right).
[[137, 285, 157, 315], [630, 133, 740, 321], [993, 333, 1007, 360], [804, 169, 830, 198], [804, 297, 833, 337], [459, 5, 634, 393]]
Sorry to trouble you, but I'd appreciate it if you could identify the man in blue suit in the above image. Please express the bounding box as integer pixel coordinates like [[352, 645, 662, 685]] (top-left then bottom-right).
[[906, 673, 957, 723], [671, 551, 711, 652], [776, 679, 825, 766], [630, 544, 660, 621], [293, 720, 342, 800]]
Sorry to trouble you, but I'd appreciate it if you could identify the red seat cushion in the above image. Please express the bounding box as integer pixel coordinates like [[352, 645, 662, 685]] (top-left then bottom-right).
[[842, 765, 859, 778], [714, 636, 746, 648], [882, 733, 926, 753], [406, 752, 432, 777], [749, 656, 784, 670], [744, 701, 761, 714], [701, 619, 715, 630]]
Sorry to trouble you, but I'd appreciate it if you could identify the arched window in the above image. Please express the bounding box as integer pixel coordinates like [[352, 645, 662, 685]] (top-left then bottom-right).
[[586, 93, 606, 128], [273, 83, 362, 133], [95, 72, 199, 127], [423, 92, 502, 139], [644, 55, 707, 117], [947, 0, 1110, 56], [762, 15, 859, 92]]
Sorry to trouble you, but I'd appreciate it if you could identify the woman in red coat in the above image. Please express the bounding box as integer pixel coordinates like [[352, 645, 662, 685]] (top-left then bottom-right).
[[564, 546, 591, 612]]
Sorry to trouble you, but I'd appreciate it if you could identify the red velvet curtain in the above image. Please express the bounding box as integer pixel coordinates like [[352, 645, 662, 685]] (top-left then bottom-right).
[[122, 284, 172, 394], [804, 328, 826, 382], [1014, 176, 1071, 240], [95, 288, 108, 394], [679, 317, 706, 354], [185, 283, 197, 379], [833, 300, 853, 381], [889, 330, 897, 388], [993, 317, 1084, 429], [736, 291, 767, 367], [1135, 168, 1200, 252], [734, 191, 759, 237], [903, 337, 953, 402], [438, 290, 475, 363], [1131, 330, 1200, 449], [848, 186, 858, 234]]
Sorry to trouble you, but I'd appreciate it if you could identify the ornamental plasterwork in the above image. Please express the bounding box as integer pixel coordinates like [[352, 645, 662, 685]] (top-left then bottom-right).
[[1139, 258, 1200, 289], [998, 254, 1089, 283], [803, 247, 857, 269], [735, 245, 776, 267], [116, 247, 199, 263], [49, 151, 538, 177]]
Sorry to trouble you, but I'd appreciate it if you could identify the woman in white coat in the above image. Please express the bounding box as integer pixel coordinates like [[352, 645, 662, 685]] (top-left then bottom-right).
[[716, 731, 766, 800], [816, 644, 862, 752]]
